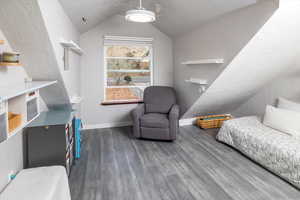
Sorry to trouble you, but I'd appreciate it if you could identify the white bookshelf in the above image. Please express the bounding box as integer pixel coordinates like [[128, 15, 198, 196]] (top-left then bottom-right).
[[182, 59, 224, 65], [0, 81, 57, 142]]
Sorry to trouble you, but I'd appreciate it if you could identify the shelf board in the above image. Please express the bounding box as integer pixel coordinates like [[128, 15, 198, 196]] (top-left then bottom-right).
[[0, 81, 57, 102], [0, 62, 22, 66], [0, 40, 4, 45], [182, 59, 224, 65]]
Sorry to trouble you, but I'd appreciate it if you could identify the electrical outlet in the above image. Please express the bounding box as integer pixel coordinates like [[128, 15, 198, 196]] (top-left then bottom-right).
[[7, 171, 15, 183]]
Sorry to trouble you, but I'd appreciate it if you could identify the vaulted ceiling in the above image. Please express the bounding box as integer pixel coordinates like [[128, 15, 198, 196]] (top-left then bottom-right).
[[59, 0, 257, 37]]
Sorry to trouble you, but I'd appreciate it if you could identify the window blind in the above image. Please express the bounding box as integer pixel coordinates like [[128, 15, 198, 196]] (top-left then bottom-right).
[[104, 36, 153, 46]]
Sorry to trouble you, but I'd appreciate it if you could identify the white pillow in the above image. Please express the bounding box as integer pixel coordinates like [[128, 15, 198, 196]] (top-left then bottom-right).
[[263, 105, 300, 136], [277, 97, 300, 113]]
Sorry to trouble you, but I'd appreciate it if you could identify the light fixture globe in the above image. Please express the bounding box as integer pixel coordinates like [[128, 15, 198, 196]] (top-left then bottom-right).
[[125, 0, 156, 23], [125, 9, 156, 23]]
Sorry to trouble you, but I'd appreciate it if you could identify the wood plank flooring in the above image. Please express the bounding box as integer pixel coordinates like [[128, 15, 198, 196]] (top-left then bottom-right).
[[69, 126, 300, 200]]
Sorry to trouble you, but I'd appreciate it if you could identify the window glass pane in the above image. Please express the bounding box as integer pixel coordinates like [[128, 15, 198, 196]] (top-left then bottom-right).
[[107, 72, 151, 87], [104, 43, 152, 102], [107, 58, 150, 70], [106, 87, 143, 101], [106, 46, 150, 58]]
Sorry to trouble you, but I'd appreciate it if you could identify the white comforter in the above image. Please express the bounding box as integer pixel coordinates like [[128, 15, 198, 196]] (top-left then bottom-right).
[[217, 116, 300, 189]]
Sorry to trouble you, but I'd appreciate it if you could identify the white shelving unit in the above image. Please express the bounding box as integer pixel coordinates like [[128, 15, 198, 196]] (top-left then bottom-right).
[[182, 59, 224, 65], [0, 81, 57, 142], [60, 40, 83, 70]]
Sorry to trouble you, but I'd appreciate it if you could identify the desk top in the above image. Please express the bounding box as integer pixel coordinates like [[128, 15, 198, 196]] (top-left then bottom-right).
[[28, 109, 74, 127]]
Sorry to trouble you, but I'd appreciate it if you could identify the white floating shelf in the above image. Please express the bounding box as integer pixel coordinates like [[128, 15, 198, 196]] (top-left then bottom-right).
[[185, 78, 208, 85], [182, 59, 224, 65], [0, 81, 57, 102], [60, 40, 83, 71], [60, 40, 83, 55]]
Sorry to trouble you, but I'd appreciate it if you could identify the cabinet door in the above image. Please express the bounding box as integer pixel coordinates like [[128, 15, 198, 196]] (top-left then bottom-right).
[[27, 125, 66, 168]]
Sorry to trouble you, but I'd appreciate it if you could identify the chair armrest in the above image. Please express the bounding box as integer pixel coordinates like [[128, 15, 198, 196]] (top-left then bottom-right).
[[169, 104, 180, 120], [169, 104, 180, 140], [131, 104, 145, 138], [131, 104, 145, 119]]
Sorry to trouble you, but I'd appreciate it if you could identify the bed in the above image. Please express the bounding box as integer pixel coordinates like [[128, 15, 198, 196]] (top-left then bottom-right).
[[217, 116, 300, 189]]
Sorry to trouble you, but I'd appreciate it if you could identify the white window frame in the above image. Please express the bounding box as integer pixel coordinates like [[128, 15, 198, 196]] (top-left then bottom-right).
[[103, 36, 154, 103]]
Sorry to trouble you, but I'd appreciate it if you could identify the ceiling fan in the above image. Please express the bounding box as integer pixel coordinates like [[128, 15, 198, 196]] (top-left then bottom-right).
[[125, 0, 156, 23]]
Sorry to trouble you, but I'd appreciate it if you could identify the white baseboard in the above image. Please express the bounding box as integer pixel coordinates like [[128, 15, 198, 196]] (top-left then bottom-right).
[[83, 121, 132, 130], [83, 118, 196, 130], [179, 117, 197, 126]]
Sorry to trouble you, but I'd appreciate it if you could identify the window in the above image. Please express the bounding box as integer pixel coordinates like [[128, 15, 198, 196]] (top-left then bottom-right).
[[103, 36, 153, 104]]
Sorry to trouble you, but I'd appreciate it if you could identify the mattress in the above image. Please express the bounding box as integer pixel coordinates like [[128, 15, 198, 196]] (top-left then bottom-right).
[[0, 166, 71, 200], [217, 116, 300, 189]]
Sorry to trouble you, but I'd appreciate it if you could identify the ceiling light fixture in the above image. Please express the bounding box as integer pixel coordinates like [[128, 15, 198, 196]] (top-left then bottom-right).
[[125, 0, 156, 23]]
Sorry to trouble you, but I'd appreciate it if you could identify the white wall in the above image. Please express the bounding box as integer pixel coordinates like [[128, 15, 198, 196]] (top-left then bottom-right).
[[80, 15, 173, 127], [183, 0, 300, 118], [173, 0, 278, 115], [233, 65, 300, 117], [38, 0, 81, 99]]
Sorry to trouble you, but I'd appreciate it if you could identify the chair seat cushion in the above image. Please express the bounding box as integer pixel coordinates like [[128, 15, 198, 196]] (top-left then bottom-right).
[[140, 113, 169, 128]]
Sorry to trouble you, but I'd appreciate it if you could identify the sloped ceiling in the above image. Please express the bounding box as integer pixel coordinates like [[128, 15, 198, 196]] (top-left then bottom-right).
[[183, 0, 300, 118], [59, 0, 257, 36], [0, 0, 71, 108]]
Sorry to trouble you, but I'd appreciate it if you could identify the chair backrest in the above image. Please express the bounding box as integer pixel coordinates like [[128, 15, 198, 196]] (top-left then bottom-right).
[[143, 86, 176, 114]]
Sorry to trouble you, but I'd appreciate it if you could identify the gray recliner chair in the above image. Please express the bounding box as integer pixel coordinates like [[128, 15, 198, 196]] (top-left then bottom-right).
[[131, 86, 180, 141]]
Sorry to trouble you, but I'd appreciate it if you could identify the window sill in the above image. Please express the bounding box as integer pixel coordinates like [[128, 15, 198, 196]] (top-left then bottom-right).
[[101, 100, 144, 106]]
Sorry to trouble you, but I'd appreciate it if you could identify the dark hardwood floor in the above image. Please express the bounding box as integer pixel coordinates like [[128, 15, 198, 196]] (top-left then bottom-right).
[[69, 125, 300, 200]]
